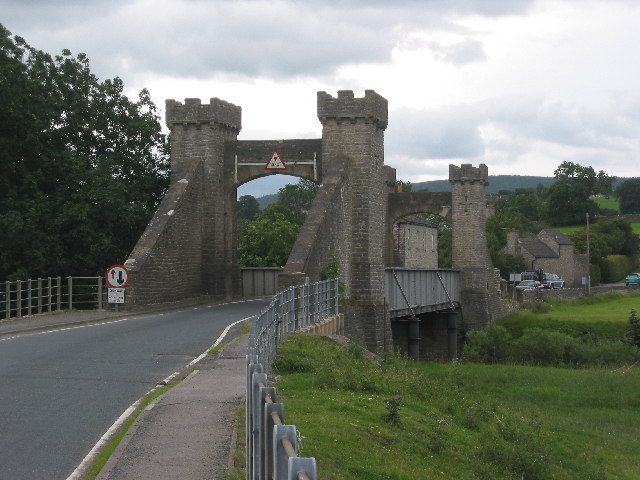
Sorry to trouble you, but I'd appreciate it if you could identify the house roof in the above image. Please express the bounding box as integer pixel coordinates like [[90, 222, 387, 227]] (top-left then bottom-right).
[[519, 237, 559, 258], [539, 230, 573, 245]]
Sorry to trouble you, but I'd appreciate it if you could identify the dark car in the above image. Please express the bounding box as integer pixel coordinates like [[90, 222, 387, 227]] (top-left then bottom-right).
[[626, 273, 640, 286], [516, 280, 544, 291], [542, 273, 565, 289]]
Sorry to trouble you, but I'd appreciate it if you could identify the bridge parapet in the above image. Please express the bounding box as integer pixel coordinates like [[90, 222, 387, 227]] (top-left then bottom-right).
[[385, 268, 460, 318], [317, 90, 388, 129], [165, 97, 241, 130]]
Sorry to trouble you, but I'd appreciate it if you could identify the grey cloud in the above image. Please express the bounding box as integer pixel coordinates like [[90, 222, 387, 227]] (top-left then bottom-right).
[[429, 38, 487, 65], [0, 0, 535, 81], [386, 106, 485, 159]]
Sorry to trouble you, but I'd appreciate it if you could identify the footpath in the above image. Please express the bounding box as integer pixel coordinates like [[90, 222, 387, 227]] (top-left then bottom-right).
[[98, 335, 247, 480], [1, 304, 249, 480]]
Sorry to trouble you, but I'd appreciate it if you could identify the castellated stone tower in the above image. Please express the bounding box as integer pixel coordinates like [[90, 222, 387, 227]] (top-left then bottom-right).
[[449, 164, 502, 330], [165, 98, 242, 297], [317, 90, 391, 352], [125, 98, 242, 305]]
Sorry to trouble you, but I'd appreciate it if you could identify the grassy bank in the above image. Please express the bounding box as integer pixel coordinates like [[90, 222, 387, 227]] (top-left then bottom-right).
[[557, 220, 640, 236], [275, 335, 640, 479], [498, 292, 640, 340]]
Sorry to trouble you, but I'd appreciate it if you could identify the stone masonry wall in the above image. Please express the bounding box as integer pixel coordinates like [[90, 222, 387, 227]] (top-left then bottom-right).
[[125, 163, 205, 304], [165, 97, 241, 299], [450, 164, 503, 330], [317, 90, 391, 353]]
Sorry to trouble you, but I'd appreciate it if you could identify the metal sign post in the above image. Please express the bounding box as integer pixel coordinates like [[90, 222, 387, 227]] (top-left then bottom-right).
[[105, 265, 129, 311]]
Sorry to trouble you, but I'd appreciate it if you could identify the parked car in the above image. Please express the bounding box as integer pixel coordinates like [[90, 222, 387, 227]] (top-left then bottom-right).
[[542, 273, 565, 289], [515, 280, 544, 291], [625, 273, 640, 286]]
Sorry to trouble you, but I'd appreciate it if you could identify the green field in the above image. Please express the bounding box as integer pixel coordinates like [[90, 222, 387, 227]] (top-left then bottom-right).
[[276, 334, 640, 479], [593, 196, 620, 212], [556, 220, 640, 236], [498, 293, 640, 339]]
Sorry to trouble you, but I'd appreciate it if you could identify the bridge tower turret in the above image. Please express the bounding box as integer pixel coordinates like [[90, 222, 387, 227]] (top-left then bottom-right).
[[449, 164, 502, 329], [317, 90, 391, 353]]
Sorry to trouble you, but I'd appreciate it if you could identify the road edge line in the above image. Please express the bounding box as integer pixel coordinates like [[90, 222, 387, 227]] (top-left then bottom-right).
[[66, 314, 254, 480]]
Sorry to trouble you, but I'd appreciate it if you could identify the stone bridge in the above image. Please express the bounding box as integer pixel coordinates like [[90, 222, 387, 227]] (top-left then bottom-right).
[[124, 90, 504, 357]]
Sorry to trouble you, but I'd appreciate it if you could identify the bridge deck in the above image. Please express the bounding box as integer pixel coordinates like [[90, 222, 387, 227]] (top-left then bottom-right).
[[385, 268, 460, 319]]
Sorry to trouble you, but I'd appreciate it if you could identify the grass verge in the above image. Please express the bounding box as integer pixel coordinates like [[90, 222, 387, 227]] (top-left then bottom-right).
[[226, 402, 247, 480], [85, 380, 180, 479], [275, 335, 640, 479]]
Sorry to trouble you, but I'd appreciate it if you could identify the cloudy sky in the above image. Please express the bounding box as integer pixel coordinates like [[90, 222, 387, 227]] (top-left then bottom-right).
[[2, 0, 639, 196]]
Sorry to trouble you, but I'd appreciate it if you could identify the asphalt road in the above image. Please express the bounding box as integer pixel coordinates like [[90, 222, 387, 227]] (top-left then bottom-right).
[[0, 300, 267, 480]]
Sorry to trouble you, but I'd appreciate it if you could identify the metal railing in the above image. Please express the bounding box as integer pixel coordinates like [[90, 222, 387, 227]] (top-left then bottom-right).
[[385, 268, 460, 318], [1, 277, 106, 320], [246, 278, 339, 480], [241, 267, 283, 298]]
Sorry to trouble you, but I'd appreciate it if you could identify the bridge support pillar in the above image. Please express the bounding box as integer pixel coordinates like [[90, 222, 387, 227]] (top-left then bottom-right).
[[407, 316, 420, 360], [447, 311, 459, 361]]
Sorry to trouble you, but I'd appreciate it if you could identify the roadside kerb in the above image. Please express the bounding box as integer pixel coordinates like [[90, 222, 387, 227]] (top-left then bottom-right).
[[66, 315, 254, 480]]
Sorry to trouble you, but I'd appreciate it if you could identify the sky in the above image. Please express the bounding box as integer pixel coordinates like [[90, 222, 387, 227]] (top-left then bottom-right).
[[2, 0, 639, 197]]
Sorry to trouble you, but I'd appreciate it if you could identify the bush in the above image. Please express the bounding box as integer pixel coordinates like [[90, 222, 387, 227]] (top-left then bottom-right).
[[627, 309, 640, 347], [590, 263, 602, 285], [464, 325, 640, 367], [600, 254, 634, 283], [463, 324, 512, 363], [521, 301, 551, 314]]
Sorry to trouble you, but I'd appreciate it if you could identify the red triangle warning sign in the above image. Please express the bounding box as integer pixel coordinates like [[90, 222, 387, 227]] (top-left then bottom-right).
[[265, 150, 287, 171]]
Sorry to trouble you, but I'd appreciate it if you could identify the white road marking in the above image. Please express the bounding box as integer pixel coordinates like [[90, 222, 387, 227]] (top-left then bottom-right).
[[0, 298, 265, 343], [64, 313, 255, 479], [187, 315, 253, 367], [66, 395, 144, 480]]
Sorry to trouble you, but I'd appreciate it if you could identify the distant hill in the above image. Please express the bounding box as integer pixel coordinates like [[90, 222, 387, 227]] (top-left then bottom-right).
[[413, 175, 556, 194], [256, 193, 278, 209], [255, 175, 629, 207]]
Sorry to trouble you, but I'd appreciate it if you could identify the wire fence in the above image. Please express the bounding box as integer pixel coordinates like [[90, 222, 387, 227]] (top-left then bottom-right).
[[246, 278, 339, 480], [1, 277, 107, 320], [248, 278, 339, 373]]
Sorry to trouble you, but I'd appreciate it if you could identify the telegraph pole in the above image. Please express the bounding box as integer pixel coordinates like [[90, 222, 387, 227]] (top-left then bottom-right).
[[586, 212, 591, 295]]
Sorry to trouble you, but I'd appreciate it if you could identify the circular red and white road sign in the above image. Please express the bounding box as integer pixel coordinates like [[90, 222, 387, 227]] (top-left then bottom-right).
[[105, 264, 130, 288]]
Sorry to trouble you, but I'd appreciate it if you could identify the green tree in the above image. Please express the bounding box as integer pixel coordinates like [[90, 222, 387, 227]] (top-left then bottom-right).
[[616, 178, 640, 214], [544, 162, 613, 226], [0, 24, 168, 279], [237, 206, 299, 267], [273, 179, 319, 226], [237, 195, 260, 220]]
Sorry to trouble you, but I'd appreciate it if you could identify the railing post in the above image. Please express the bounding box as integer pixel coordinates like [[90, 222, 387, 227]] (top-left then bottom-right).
[[68, 277, 73, 310], [246, 359, 262, 480], [56, 276, 62, 311], [273, 425, 297, 480], [288, 457, 317, 480], [27, 279, 32, 316], [16, 280, 22, 318], [97, 277, 103, 310], [265, 402, 284, 480], [5, 281, 10, 319], [260, 386, 277, 478], [47, 277, 52, 313], [37, 278, 42, 314], [252, 372, 268, 480]]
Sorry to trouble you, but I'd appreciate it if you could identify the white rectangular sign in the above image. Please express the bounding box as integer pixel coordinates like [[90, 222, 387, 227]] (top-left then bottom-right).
[[510, 273, 522, 282], [108, 288, 125, 304]]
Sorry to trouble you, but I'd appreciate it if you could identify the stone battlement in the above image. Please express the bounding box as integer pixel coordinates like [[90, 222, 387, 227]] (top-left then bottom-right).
[[449, 163, 488, 185], [317, 90, 388, 129], [166, 97, 241, 130]]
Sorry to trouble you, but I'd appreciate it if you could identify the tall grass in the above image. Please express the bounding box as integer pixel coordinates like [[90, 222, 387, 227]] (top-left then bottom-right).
[[275, 335, 640, 479]]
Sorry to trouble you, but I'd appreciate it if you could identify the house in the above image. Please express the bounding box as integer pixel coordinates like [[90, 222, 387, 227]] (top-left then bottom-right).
[[393, 219, 439, 269], [505, 229, 588, 287]]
